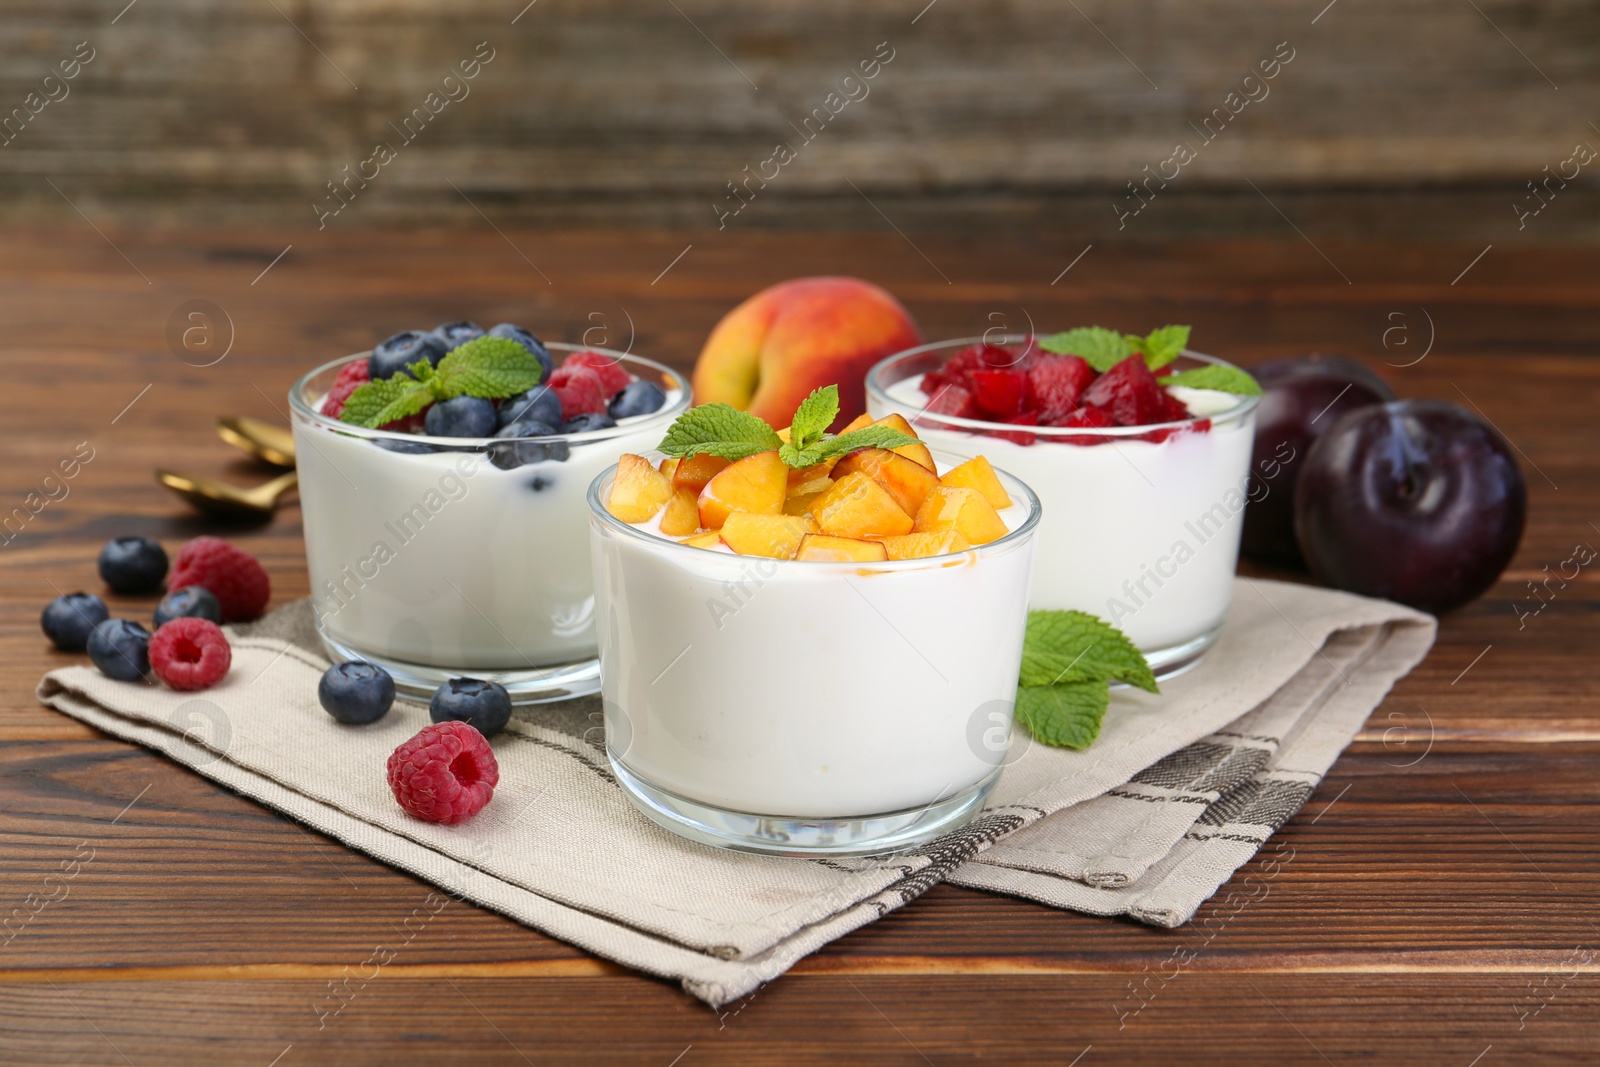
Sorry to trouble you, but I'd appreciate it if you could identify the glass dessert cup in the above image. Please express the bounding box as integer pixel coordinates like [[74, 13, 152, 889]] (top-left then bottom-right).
[[289, 344, 690, 705], [867, 336, 1259, 679], [587, 450, 1041, 857]]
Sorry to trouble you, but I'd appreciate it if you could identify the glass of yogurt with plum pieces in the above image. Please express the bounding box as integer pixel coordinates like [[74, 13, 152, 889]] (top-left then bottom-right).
[[289, 321, 689, 704], [867, 327, 1260, 676], [588, 389, 1040, 855]]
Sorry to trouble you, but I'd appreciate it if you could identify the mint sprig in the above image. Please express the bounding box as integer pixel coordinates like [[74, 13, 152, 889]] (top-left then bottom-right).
[[657, 386, 919, 467], [337, 337, 544, 428], [1038, 324, 1192, 373], [658, 403, 783, 461], [1013, 609, 1158, 751], [1158, 364, 1262, 396]]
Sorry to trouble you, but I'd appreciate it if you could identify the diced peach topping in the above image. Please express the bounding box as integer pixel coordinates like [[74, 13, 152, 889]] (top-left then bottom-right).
[[697, 450, 787, 529], [658, 487, 701, 537], [937, 455, 1011, 509], [807, 471, 914, 539], [720, 512, 818, 559], [607, 454, 673, 524], [831, 447, 939, 517], [795, 534, 889, 563], [873, 530, 972, 560], [872, 412, 936, 471], [837, 413, 874, 435], [783, 474, 833, 517], [671, 453, 730, 494], [678, 530, 723, 550], [912, 486, 1009, 545], [658, 456, 680, 480]]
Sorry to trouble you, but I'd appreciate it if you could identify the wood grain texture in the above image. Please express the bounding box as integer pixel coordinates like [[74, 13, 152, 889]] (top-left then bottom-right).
[[3, 1, 1599, 238], [1, 226, 1597, 1062]]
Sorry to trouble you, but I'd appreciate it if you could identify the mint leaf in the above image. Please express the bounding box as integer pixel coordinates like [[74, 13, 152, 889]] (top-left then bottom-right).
[[1020, 609, 1158, 693], [339, 376, 434, 428], [1158, 365, 1262, 396], [780, 425, 920, 470], [435, 336, 544, 399], [788, 386, 839, 452], [1139, 325, 1191, 370], [1039, 326, 1132, 372], [659, 403, 783, 461], [1015, 682, 1110, 750]]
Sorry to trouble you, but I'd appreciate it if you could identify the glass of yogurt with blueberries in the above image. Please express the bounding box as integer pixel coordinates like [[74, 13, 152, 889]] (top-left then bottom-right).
[[867, 328, 1259, 677], [586, 398, 1041, 856], [289, 320, 689, 704]]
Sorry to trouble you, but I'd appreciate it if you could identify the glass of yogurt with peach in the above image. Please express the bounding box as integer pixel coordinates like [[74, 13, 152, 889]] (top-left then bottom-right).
[[867, 331, 1259, 677], [587, 402, 1040, 856]]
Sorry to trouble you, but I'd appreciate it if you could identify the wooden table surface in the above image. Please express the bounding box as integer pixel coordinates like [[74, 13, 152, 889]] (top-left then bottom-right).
[[2, 226, 1596, 1065]]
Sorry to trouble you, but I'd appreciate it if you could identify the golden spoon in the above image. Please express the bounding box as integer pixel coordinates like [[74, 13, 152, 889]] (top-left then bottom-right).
[[216, 416, 296, 468], [155, 469, 298, 522]]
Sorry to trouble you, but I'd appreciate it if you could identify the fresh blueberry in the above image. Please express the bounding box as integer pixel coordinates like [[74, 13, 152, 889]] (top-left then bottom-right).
[[489, 419, 570, 469], [153, 586, 223, 628], [374, 437, 438, 454], [370, 330, 449, 380], [87, 618, 151, 681], [608, 379, 667, 420], [424, 396, 497, 438], [318, 660, 395, 725], [496, 385, 562, 430], [562, 412, 617, 434], [434, 321, 485, 347], [98, 537, 168, 595], [487, 323, 554, 382], [41, 592, 109, 651], [429, 677, 513, 737]]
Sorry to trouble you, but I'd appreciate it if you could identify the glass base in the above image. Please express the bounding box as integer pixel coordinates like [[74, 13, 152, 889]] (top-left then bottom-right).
[[1141, 625, 1221, 682], [609, 754, 1002, 858], [317, 632, 600, 706]]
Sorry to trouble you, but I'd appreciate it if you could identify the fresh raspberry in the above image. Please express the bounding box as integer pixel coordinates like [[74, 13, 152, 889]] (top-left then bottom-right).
[[562, 350, 633, 395], [548, 364, 608, 419], [320, 360, 371, 419], [170, 537, 271, 622], [380, 409, 429, 433], [386, 721, 499, 825], [148, 618, 232, 690], [969, 368, 1028, 419], [1027, 355, 1096, 423], [1080, 354, 1172, 427]]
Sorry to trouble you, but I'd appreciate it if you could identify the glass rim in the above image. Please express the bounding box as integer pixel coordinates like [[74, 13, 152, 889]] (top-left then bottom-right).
[[865, 333, 1259, 438], [585, 447, 1043, 571], [288, 342, 692, 446]]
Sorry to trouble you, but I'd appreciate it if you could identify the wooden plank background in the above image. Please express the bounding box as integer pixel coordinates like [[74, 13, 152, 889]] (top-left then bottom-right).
[[3, 1, 1599, 237]]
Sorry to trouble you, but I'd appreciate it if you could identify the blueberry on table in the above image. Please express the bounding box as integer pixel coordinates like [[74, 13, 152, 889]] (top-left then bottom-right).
[[319, 661, 396, 724], [496, 385, 562, 430], [370, 330, 448, 380], [562, 412, 618, 433], [424, 396, 497, 438], [98, 536, 168, 595], [489, 419, 569, 469], [153, 585, 223, 628], [430, 677, 513, 738], [608, 379, 667, 420], [434, 321, 486, 347], [41, 592, 109, 651], [87, 618, 151, 681], [487, 323, 554, 382]]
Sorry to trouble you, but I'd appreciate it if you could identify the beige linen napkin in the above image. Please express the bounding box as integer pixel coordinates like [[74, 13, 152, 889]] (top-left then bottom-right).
[[37, 578, 1434, 1007]]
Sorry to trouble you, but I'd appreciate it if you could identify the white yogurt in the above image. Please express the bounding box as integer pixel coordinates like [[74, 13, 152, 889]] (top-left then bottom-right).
[[290, 352, 687, 685], [589, 454, 1039, 819], [873, 375, 1255, 662]]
